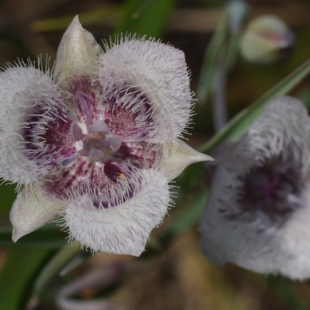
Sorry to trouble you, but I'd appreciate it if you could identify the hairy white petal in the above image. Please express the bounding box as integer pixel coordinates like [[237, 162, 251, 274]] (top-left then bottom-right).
[[161, 138, 213, 181], [100, 38, 193, 142], [199, 96, 310, 280], [0, 66, 63, 184], [10, 182, 66, 242], [247, 96, 310, 164], [64, 169, 171, 256], [55, 15, 101, 84]]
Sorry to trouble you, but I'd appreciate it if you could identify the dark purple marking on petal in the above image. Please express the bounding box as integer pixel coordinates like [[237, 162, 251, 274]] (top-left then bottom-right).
[[104, 161, 123, 182], [22, 99, 76, 171], [44, 118, 76, 159]]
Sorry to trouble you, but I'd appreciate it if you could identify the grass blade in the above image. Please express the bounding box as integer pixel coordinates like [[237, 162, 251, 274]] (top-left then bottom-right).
[[199, 58, 310, 153]]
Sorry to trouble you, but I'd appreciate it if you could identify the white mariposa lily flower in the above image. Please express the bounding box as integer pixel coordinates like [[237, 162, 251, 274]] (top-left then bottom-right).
[[199, 96, 310, 280], [3, 16, 212, 256]]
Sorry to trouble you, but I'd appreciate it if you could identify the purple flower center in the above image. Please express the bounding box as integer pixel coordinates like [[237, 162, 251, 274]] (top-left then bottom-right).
[[240, 156, 304, 223], [40, 76, 161, 208], [65, 91, 122, 164]]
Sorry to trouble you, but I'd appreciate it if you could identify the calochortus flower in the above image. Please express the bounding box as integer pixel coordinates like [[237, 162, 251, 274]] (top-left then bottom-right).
[[199, 96, 310, 280], [3, 16, 212, 256]]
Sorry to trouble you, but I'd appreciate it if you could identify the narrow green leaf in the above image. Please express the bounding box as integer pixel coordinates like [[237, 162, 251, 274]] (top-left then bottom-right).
[[0, 248, 52, 310], [115, 0, 177, 38], [197, 3, 244, 103], [197, 14, 228, 102], [199, 58, 310, 153]]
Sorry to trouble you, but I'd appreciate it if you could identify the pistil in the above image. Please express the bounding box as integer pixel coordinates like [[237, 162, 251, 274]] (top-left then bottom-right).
[[66, 91, 122, 164]]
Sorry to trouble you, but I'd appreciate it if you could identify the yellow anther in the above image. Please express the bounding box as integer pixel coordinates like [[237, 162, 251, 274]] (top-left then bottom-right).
[[119, 173, 126, 179]]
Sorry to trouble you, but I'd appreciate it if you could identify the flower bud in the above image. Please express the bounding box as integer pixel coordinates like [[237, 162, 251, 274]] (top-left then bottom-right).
[[240, 15, 294, 64]]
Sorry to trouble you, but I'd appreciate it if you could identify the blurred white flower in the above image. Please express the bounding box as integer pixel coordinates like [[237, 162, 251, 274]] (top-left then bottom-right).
[[199, 96, 310, 280], [2, 16, 212, 256]]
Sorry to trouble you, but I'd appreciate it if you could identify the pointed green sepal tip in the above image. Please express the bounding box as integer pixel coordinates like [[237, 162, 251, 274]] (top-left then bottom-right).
[[55, 15, 101, 84], [161, 139, 213, 181]]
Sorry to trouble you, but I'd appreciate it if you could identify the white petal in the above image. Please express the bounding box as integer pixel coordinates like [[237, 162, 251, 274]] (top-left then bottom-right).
[[100, 38, 193, 142], [161, 139, 213, 181], [246, 96, 310, 163], [199, 96, 310, 280], [55, 16, 101, 84], [10, 182, 66, 242], [64, 169, 171, 256], [0, 66, 64, 184]]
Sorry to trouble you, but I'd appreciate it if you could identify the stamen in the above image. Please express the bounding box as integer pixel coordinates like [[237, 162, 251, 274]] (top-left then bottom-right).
[[107, 136, 122, 152], [70, 122, 84, 141], [71, 92, 124, 163], [76, 91, 92, 120], [90, 120, 110, 134]]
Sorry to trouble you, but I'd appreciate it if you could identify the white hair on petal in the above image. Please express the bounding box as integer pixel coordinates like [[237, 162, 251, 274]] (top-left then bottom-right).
[[98, 35, 194, 143], [0, 63, 67, 185], [199, 96, 310, 280], [61, 169, 173, 256], [2, 56, 57, 82], [247, 97, 310, 167]]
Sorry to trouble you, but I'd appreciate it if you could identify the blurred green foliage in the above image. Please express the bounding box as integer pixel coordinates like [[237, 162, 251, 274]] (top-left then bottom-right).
[[115, 0, 177, 37], [0, 249, 52, 310], [0, 184, 16, 216]]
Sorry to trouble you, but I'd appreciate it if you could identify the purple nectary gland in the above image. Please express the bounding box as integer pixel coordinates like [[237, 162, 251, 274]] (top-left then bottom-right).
[[27, 75, 161, 208], [23, 102, 76, 168], [104, 86, 155, 140]]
